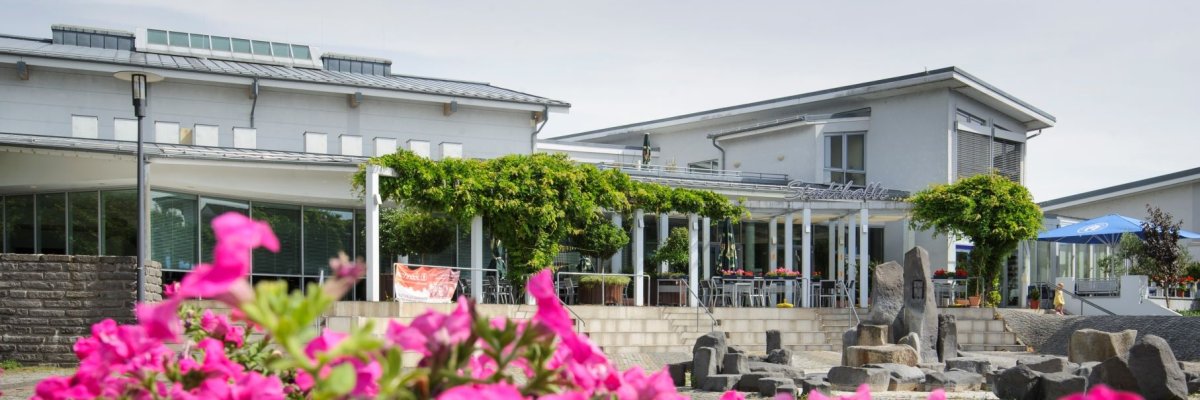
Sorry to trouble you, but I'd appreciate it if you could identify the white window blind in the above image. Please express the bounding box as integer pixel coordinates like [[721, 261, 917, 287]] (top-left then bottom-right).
[[233, 127, 256, 149], [408, 140, 430, 158], [114, 118, 137, 141], [956, 130, 1022, 182], [374, 138, 397, 157], [155, 122, 180, 144], [305, 132, 328, 154], [340, 135, 362, 156], [194, 125, 219, 147], [71, 115, 98, 139]]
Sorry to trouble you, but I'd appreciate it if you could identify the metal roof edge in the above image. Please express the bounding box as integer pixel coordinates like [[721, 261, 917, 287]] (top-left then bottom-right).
[[950, 67, 1056, 123], [1039, 166, 1200, 209]]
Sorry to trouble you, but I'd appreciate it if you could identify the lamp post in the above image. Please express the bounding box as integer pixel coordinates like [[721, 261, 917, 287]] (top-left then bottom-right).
[[114, 71, 163, 302]]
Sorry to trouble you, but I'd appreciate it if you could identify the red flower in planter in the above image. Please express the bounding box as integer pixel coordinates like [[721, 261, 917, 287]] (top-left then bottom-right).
[[955, 269, 968, 279]]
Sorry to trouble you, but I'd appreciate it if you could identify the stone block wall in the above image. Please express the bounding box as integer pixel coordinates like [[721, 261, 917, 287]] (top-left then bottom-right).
[[0, 254, 162, 366]]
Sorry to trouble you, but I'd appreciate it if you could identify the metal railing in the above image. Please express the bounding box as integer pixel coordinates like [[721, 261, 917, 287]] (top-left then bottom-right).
[[678, 280, 718, 332], [836, 280, 862, 326], [597, 161, 789, 185], [1060, 288, 1117, 316], [1075, 278, 1121, 297]]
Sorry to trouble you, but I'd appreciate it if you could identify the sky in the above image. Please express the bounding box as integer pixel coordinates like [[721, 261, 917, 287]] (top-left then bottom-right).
[[5, 0, 1199, 202]]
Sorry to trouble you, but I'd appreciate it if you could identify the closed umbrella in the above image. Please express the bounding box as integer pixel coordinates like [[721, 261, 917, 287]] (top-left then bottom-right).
[[716, 219, 738, 271], [641, 133, 652, 166]]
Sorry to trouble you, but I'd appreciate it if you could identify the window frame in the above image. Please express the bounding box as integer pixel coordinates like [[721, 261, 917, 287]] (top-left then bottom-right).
[[823, 131, 867, 185]]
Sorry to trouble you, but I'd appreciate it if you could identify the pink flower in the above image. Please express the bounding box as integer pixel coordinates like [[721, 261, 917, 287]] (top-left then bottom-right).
[[201, 310, 245, 347], [720, 391, 746, 400], [136, 297, 183, 341], [176, 212, 278, 301], [437, 383, 525, 400], [302, 330, 382, 397], [197, 338, 244, 379], [809, 384, 873, 400], [386, 298, 473, 356], [927, 389, 946, 400], [614, 367, 685, 400], [1059, 384, 1144, 400], [164, 282, 180, 297]]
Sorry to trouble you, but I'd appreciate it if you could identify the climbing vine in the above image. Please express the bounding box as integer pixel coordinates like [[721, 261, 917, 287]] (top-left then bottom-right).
[[353, 151, 744, 281]]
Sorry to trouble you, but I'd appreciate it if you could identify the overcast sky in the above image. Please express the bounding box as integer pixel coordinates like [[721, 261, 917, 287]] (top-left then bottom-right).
[[6, 0, 1199, 201]]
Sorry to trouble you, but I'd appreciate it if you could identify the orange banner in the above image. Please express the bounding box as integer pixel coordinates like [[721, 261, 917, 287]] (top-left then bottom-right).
[[393, 264, 460, 303]]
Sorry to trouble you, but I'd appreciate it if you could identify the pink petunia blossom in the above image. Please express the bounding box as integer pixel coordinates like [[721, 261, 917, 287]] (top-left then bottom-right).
[[927, 389, 946, 400], [386, 298, 473, 356], [720, 391, 746, 400], [199, 309, 245, 347], [136, 297, 183, 341], [614, 367, 685, 400], [302, 330, 382, 398], [197, 338, 244, 379], [437, 383, 525, 400], [1059, 384, 1144, 400], [176, 212, 278, 301]]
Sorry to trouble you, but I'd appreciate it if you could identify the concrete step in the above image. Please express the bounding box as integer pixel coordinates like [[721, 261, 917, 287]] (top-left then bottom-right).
[[588, 332, 693, 347], [600, 345, 692, 354], [734, 344, 838, 353], [726, 331, 834, 346], [959, 331, 1021, 346], [961, 344, 1029, 352], [956, 319, 1007, 332]]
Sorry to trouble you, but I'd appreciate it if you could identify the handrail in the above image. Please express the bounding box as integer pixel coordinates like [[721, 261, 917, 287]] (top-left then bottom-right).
[[558, 297, 588, 334], [677, 280, 718, 332], [1060, 288, 1117, 316], [835, 281, 862, 326]]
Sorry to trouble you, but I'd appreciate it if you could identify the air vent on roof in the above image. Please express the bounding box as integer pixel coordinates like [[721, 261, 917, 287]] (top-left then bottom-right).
[[321, 53, 391, 76], [52, 24, 134, 51], [138, 28, 321, 69]]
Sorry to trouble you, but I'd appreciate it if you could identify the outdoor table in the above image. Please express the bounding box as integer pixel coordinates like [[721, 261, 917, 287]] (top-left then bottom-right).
[[717, 277, 804, 307]]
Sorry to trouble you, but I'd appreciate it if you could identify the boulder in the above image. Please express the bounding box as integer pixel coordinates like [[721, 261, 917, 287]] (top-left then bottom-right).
[[937, 314, 959, 362], [841, 328, 858, 366], [746, 362, 806, 382], [866, 261, 905, 340], [902, 247, 939, 361], [722, 352, 749, 375], [1186, 372, 1200, 394], [692, 347, 718, 389], [828, 366, 890, 392], [946, 357, 993, 376], [801, 378, 832, 396], [1073, 361, 1100, 379], [1040, 372, 1086, 400], [727, 346, 743, 355], [766, 348, 793, 366], [926, 369, 984, 392], [993, 365, 1042, 400], [766, 329, 782, 352], [1088, 357, 1140, 392], [845, 345, 919, 367], [667, 361, 690, 387], [865, 363, 925, 391], [693, 332, 728, 369], [1068, 329, 1137, 364], [698, 374, 740, 392], [1127, 335, 1188, 400], [758, 377, 793, 397], [1017, 355, 1070, 374], [897, 332, 922, 363], [857, 324, 890, 346], [735, 373, 770, 392]]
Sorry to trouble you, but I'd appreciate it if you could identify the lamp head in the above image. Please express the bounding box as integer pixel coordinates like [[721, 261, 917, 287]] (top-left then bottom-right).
[[113, 71, 163, 118]]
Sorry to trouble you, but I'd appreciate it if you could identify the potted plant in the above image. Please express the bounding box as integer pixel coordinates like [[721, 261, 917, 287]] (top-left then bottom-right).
[[810, 270, 823, 280], [578, 275, 631, 305], [933, 269, 948, 279], [967, 276, 982, 307], [1028, 286, 1041, 309], [955, 269, 968, 279]]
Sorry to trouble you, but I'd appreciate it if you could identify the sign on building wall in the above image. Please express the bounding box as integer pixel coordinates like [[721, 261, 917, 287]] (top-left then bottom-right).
[[784, 181, 906, 201], [393, 264, 460, 303]]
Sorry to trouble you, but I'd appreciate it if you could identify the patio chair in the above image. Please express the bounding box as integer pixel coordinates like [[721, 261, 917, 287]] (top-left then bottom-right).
[[818, 280, 836, 307], [708, 278, 732, 307], [557, 277, 577, 304], [745, 279, 769, 307]]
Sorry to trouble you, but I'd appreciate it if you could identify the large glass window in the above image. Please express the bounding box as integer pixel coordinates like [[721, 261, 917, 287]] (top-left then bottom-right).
[[5, 195, 35, 253], [211, 36, 231, 52], [251, 203, 301, 275], [152, 191, 198, 271], [102, 190, 137, 256], [69, 191, 99, 255], [37, 193, 67, 255], [251, 40, 271, 56], [147, 30, 169, 45], [232, 38, 251, 54], [200, 197, 249, 263], [169, 31, 189, 47], [303, 208, 353, 276], [824, 132, 866, 184]]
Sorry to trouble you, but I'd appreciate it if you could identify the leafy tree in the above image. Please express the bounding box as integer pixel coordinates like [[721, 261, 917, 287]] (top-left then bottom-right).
[[908, 174, 1042, 306], [570, 211, 630, 269], [380, 208, 456, 262], [648, 227, 691, 275], [1140, 205, 1186, 287]]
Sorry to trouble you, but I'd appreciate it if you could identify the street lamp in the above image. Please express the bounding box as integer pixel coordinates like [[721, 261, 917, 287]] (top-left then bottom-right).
[[114, 71, 163, 302]]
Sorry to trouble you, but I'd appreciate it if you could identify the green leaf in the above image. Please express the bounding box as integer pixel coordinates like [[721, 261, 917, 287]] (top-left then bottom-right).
[[323, 363, 357, 396]]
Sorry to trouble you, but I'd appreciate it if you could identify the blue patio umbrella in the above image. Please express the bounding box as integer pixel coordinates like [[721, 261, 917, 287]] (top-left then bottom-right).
[[1036, 213, 1200, 245]]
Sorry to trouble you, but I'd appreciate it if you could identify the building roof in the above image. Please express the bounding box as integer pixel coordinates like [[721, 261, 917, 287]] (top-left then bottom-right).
[[0, 35, 568, 108], [0, 132, 367, 167], [1040, 166, 1200, 211], [557, 67, 1055, 141]]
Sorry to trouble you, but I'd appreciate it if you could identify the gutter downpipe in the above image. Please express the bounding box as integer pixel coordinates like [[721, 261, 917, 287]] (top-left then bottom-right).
[[711, 136, 726, 170], [531, 105, 549, 153], [249, 78, 260, 128]]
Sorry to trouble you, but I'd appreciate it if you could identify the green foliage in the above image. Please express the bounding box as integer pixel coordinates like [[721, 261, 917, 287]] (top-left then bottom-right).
[[381, 208, 457, 256], [1097, 254, 1126, 277], [648, 227, 691, 273], [354, 151, 745, 281], [570, 212, 629, 260], [908, 174, 1042, 298], [986, 290, 1001, 307], [1, 359, 20, 369], [578, 275, 631, 287], [1029, 287, 1040, 300]]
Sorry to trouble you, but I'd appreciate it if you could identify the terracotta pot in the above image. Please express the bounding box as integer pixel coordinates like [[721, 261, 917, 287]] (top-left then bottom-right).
[[968, 295, 981, 308], [1029, 300, 1040, 309]]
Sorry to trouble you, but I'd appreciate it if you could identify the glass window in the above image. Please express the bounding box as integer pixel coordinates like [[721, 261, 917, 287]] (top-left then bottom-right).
[[151, 191, 198, 271], [190, 34, 210, 49], [200, 197, 249, 263], [251, 203, 301, 276], [148, 30, 169, 45], [68, 191, 99, 255], [104, 36, 118, 50], [210, 36, 231, 52], [232, 38, 251, 53], [847, 134, 865, 171], [824, 132, 865, 184], [169, 31, 189, 47], [271, 42, 291, 57], [5, 195, 35, 253], [303, 208, 353, 276], [292, 45, 310, 59], [355, 210, 366, 260], [102, 190, 137, 256], [62, 32, 77, 46], [251, 40, 271, 56], [37, 193, 67, 255], [826, 136, 842, 169]]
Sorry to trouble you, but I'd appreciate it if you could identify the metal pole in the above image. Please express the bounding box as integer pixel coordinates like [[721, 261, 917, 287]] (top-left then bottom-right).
[[136, 113, 146, 303]]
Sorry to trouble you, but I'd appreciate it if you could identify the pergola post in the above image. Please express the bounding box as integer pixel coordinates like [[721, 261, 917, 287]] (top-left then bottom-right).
[[364, 165, 384, 301], [848, 214, 857, 308], [802, 208, 812, 308], [634, 209, 646, 306], [688, 213, 699, 307], [859, 207, 869, 306], [769, 216, 778, 271], [471, 215, 484, 301], [611, 213, 623, 273], [784, 212, 794, 304], [702, 216, 711, 280], [658, 213, 669, 274], [827, 223, 835, 282]]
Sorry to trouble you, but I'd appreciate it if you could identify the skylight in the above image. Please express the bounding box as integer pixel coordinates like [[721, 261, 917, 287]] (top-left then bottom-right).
[[140, 28, 320, 69]]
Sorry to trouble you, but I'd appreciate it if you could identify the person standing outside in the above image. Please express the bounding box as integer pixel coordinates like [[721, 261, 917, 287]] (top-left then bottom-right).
[[1054, 282, 1066, 315]]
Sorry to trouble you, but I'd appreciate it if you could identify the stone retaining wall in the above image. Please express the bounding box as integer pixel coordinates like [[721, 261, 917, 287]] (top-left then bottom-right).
[[998, 309, 1200, 361], [0, 254, 161, 366]]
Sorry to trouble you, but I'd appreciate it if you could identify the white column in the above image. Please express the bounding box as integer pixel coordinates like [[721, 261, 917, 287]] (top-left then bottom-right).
[[848, 214, 857, 308], [827, 223, 835, 281], [688, 213, 700, 307], [859, 208, 869, 306], [634, 209, 646, 306], [745, 221, 756, 272], [658, 213, 669, 274], [470, 215, 483, 301], [611, 213, 623, 274], [1019, 241, 1030, 307], [784, 212, 795, 304], [702, 217, 711, 280], [802, 209, 812, 308], [365, 165, 381, 302], [837, 219, 846, 282], [769, 216, 779, 271]]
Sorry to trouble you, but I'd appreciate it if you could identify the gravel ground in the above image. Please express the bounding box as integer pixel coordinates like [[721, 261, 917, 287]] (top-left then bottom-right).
[[1, 367, 73, 399], [997, 309, 1200, 361]]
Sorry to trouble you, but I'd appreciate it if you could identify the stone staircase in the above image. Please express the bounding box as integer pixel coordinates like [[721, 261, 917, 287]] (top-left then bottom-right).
[[941, 308, 1027, 352], [711, 308, 839, 352]]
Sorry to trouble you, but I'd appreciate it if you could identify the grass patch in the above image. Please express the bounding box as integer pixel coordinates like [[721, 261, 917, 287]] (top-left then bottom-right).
[[1179, 310, 1200, 317], [1, 359, 20, 369]]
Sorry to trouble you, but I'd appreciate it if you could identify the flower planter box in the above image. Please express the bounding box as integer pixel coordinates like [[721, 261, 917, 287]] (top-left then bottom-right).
[[579, 284, 625, 305]]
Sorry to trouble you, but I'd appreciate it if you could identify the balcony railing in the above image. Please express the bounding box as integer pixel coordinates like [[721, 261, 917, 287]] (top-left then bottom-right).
[[597, 161, 790, 186]]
